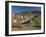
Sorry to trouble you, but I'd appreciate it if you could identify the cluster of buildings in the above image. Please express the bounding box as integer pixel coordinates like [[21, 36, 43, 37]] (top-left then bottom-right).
[[12, 13, 31, 23]]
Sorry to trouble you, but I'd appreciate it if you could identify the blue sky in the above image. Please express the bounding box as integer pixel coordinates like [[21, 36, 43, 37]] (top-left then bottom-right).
[[12, 6, 41, 14]]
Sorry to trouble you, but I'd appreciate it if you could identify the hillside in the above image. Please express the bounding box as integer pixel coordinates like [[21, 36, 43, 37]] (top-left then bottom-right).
[[13, 11, 41, 15], [12, 11, 41, 31]]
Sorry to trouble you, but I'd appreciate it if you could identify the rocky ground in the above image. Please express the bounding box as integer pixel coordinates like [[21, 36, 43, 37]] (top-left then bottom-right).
[[12, 13, 41, 31]]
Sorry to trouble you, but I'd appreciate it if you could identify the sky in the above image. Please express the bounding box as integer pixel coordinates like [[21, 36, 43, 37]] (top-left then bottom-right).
[[12, 6, 41, 14]]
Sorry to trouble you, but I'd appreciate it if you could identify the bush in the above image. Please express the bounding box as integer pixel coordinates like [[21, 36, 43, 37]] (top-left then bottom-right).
[[30, 14, 41, 27]]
